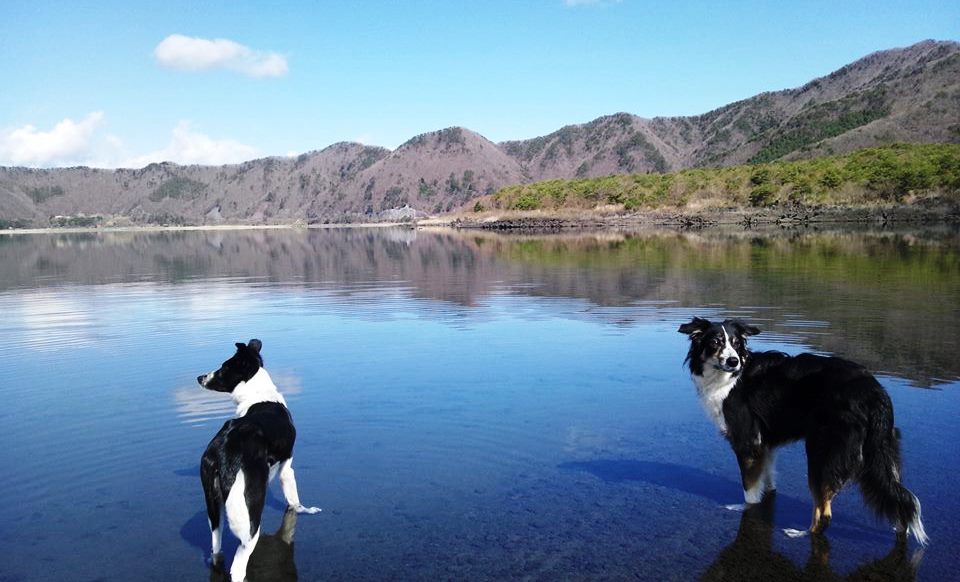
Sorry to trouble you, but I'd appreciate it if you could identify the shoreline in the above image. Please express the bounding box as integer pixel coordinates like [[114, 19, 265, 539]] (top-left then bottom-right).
[[438, 203, 960, 231], [0, 221, 415, 236], [2, 203, 958, 236]]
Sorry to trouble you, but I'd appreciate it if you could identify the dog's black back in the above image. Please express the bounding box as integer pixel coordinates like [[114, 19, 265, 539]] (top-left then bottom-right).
[[728, 351, 894, 449], [201, 402, 296, 516]]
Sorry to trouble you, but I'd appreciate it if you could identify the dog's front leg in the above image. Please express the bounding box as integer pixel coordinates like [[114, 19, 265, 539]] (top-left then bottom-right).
[[736, 446, 768, 505], [278, 459, 322, 514]]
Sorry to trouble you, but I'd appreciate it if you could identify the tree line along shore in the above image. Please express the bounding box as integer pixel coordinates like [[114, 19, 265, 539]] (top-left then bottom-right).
[[461, 143, 960, 227]]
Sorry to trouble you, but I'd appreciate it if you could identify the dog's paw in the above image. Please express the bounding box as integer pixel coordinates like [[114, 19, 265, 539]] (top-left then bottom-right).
[[292, 504, 322, 514]]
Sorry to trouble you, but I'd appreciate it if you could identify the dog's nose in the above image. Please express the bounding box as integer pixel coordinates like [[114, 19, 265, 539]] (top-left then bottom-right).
[[726, 357, 740, 368], [197, 374, 206, 386]]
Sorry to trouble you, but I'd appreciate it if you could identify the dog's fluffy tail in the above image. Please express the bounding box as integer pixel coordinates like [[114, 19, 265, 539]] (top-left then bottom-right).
[[859, 415, 928, 546]]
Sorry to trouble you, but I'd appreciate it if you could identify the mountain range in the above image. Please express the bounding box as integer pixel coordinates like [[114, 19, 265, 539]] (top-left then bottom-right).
[[2, 39, 958, 227]]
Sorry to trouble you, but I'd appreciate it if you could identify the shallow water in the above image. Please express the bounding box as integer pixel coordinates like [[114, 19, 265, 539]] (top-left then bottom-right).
[[0, 226, 957, 581]]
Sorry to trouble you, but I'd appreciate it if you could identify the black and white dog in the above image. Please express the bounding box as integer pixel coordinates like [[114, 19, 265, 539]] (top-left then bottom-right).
[[678, 317, 927, 544], [198, 339, 321, 581]]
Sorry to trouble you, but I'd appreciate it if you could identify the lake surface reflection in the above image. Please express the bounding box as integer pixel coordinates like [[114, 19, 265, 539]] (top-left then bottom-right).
[[0, 226, 957, 581]]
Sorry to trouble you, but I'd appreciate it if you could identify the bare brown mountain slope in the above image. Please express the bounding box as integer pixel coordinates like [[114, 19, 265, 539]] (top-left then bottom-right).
[[344, 127, 527, 215], [507, 40, 960, 177], [1, 40, 958, 227], [0, 142, 391, 226]]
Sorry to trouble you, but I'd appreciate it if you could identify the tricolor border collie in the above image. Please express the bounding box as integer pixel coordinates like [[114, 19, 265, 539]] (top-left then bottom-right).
[[198, 339, 321, 581], [678, 318, 927, 545]]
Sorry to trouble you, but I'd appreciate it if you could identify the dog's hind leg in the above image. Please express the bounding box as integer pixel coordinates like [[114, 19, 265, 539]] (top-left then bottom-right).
[[806, 422, 858, 535], [229, 528, 261, 582], [810, 488, 837, 534], [225, 465, 267, 582], [278, 458, 322, 514]]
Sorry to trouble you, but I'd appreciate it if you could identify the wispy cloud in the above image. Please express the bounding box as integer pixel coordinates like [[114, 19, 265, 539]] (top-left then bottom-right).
[[124, 120, 259, 167], [564, 0, 620, 6], [0, 112, 104, 166], [153, 34, 288, 78]]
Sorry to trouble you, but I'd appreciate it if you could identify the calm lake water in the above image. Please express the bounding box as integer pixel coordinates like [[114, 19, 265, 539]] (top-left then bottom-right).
[[0, 225, 958, 581]]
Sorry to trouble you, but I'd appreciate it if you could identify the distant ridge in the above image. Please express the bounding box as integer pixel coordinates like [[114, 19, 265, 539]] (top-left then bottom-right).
[[1, 40, 958, 227]]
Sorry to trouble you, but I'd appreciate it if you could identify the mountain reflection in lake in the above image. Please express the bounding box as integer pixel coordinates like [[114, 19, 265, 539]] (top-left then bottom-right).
[[0, 226, 957, 581]]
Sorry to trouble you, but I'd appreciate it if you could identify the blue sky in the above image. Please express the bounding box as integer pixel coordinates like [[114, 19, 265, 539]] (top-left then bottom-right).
[[1, 1, 957, 168]]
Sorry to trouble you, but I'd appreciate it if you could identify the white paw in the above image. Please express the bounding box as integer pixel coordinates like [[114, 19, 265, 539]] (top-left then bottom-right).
[[744, 489, 763, 504], [293, 504, 322, 514]]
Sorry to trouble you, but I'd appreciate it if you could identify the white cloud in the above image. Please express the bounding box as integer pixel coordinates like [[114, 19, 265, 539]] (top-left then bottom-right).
[[0, 113, 260, 168], [154, 34, 288, 78], [124, 120, 259, 167], [0, 112, 104, 166]]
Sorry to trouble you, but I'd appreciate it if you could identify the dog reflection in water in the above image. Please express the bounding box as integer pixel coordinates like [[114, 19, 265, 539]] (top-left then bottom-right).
[[701, 493, 922, 582], [210, 507, 299, 582]]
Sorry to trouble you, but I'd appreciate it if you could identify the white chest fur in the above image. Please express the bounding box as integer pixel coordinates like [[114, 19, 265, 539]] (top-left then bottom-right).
[[692, 368, 738, 434], [232, 368, 287, 417]]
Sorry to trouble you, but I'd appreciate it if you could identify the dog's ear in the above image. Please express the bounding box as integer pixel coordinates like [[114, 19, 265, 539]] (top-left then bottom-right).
[[731, 321, 761, 336], [235, 342, 246, 351], [678, 317, 711, 337], [247, 339, 262, 354]]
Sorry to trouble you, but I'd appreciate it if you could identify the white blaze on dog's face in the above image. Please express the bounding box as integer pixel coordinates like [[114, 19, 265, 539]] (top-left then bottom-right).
[[717, 325, 742, 373]]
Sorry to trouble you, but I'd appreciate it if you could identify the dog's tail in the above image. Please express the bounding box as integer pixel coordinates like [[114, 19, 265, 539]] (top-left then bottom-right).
[[859, 404, 928, 546], [200, 452, 224, 533]]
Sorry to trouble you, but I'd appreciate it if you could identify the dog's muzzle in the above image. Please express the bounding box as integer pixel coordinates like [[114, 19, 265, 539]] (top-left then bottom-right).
[[718, 356, 741, 373]]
